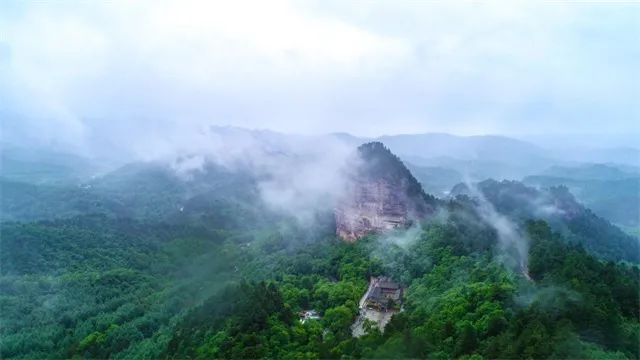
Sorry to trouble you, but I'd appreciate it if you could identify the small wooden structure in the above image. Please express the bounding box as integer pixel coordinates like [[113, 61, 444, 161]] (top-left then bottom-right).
[[363, 276, 402, 312]]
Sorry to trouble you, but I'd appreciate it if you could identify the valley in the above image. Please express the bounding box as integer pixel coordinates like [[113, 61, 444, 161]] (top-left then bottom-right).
[[3, 3, 637, 358], [1, 137, 638, 359]]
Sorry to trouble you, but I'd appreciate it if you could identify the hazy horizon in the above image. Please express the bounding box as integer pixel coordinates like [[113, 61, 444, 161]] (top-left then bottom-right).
[[2, 1, 638, 153], [3, 121, 639, 153], [1, 3, 639, 358]]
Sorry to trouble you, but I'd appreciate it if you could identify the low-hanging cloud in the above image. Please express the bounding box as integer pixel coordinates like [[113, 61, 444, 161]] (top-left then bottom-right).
[[463, 182, 530, 277], [165, 127, 359, 224]]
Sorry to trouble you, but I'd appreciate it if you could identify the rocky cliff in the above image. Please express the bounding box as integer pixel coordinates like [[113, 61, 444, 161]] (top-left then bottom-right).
[[335, 142, 436, 241]]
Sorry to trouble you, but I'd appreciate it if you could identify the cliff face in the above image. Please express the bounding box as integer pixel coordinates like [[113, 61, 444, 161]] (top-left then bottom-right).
[[335, 142, 435, 241]]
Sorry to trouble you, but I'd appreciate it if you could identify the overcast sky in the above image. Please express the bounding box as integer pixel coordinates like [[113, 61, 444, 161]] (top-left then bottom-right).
[[1, 0, 638, 149]]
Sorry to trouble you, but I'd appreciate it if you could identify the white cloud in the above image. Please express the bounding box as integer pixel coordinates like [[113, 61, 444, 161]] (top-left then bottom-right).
[[0, 0, 637, 145], [3, 0, 411, 92]]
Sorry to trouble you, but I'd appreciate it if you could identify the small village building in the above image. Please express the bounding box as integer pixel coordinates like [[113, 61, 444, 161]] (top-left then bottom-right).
[[352, 276, 403, 337], [363, 276, 402, 312], [299, 310, 320, 324]]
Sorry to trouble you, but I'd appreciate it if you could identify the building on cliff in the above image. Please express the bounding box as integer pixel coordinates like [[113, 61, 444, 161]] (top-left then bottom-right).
[[362, 276, 403, 312], [352, 276, 403, 337], [335, 178, 409, 240], [298, 310, 320, 324], [335, 142, 437, 241]]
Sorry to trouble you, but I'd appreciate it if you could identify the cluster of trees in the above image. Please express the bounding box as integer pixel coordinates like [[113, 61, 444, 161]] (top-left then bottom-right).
[[523, 163, 640, 228], [3, 205, 639, 359], [160, 216, 638, 359], [162, 235, 383, 359], [1, 161, 265, 225], [475, 179, 639, 262], [1, 157, 639, 359], [0, 213, 250, 359]]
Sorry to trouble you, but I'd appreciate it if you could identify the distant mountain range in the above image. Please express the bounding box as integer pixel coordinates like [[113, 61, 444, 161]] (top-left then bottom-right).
[[450, 178, 639, 262], [323, 130, 638, 166], [3, 126, 638, 231], [523, 164, 640, 228]]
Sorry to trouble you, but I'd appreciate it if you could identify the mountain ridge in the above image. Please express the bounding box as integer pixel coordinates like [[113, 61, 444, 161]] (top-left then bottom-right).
[[334, 142, 436, 241]]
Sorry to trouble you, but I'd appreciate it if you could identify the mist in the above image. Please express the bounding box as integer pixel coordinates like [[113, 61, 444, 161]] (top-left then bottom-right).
[[158, 127, 361, 224], [2, 1, 638, 156], [462, 181, 530, 276], [2, 2, 639, 359]]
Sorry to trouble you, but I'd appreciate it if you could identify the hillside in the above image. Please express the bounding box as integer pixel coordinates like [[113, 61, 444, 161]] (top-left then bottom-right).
[[334, 142, 437, 240], [523, 164, 640, 228], [4, 2, 639, 358], [1, 143, 638, 359], [452, 179, 640, 262]]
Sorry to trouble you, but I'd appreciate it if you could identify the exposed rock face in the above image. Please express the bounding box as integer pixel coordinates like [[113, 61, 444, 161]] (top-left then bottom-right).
[[335, 142, 435, 241], [335, 178, 410, 240]]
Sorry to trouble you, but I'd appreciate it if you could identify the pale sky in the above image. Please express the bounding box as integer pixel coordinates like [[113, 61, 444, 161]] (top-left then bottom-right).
[[1, 0, 638, 148]]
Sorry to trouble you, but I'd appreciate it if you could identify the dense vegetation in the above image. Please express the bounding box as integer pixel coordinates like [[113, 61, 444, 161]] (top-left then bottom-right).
[[357, 142, 439, 209], [1, 150, 639, 359], [3, 209, 638, 358], [1, 161, 261, 223], [470, 179, 639, 263], [524, 175, 640, 229]]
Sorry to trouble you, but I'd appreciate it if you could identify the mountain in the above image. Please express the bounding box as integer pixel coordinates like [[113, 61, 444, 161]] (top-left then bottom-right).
[[377, 133, 550, 167], [39, 126, 627, 189], [537, 163, 639, 181], [0, 159, 267, 227], [0, 146, 106, 185], [326, 131, 639, 181], [405, 163, 463, 196], [325, 132, 554, 180], [452, 179, 640, 262], [334, 142, 437, 240], [524, 164, 640, 228], [2, 140, 639, 359]]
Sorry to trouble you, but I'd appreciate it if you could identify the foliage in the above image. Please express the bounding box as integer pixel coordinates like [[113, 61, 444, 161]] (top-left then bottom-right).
[[1, 157, 638, 359], [475, 179, 640, 262]]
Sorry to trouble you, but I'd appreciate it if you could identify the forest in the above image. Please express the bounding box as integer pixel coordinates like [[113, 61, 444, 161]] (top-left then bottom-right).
[[3, 1, 639, 358], [1, 159, 638, 359]]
